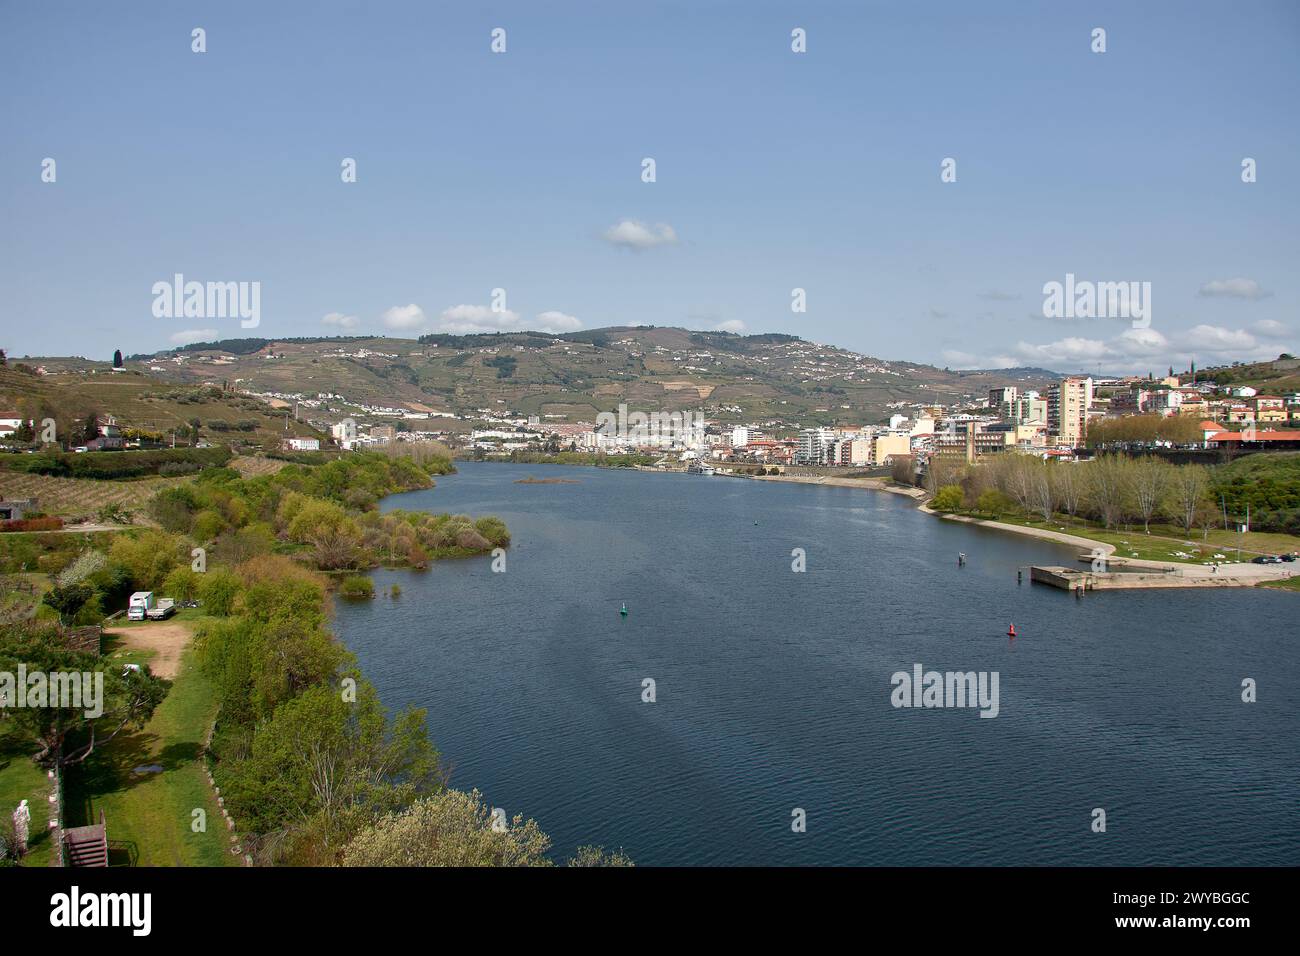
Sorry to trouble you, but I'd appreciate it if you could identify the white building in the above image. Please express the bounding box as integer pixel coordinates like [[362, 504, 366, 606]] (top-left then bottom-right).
[[331, 418, 358, 450], [796, 427, 835, 465]]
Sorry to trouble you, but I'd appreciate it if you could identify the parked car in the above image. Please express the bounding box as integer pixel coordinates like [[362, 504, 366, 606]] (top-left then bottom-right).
[[1278, 554, 1296, 563]]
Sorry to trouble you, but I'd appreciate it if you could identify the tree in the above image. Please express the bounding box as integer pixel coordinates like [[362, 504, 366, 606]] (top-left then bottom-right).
[[112, 350, 123, 368], [1171, 463, 1211, 534], [41, 583, 93, 626], [1083, 454, 1132, 529], [341, 788, 553, 867], [1052, 463, 1084, 523], [932, 485, 965, 512], [1130, 456, 1171, 532], [0, 623, 169, 768]]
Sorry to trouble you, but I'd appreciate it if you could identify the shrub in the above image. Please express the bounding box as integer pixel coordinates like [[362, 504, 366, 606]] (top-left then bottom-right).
[[108, 529, 186, 590], [931, 485, 965, 513], [200, 569, 241, 616], [975, 489, 1016, 516], [338, 576, 374, 600], [163, 565, 202, 602], [0, 517, 63, 532], [192, 509, 227, 542], [473, 516, 510, 548]]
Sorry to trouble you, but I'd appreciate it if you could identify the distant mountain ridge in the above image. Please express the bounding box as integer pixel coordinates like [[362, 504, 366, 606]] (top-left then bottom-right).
[[37, 326, 1070, 427]]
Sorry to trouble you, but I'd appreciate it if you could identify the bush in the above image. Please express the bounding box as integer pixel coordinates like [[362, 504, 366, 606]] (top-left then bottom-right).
[[200, 569, 241, 616], [338, 576, 375, 600], [0, 517, 63, 532], [163, 565, 202, 602], [931, 485, 965, 513], [192, 509, 227, 542], [473, 516, 510, 548], [975, 489, 1016, 517]]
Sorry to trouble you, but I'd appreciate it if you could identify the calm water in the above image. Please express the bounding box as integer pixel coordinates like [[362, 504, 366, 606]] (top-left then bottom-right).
[[333, 462, 1298, 866]]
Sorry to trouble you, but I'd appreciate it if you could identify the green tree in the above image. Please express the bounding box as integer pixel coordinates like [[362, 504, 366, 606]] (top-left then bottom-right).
[[931, 485, 965, 513], [0, 624, 169, 768], [41, 582, 93, 625], [341, 788, 552, 867]]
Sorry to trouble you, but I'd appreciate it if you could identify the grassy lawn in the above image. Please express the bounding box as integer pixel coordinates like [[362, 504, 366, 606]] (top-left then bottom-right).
[[63, 639, 234, 867], [962, 511, 1300, 565], [1258, 576, 1300, 591], [0, 725, 53, 865]]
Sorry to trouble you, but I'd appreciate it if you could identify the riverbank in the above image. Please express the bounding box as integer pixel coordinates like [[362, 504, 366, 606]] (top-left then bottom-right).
[[724, 469, 1296, 589], [733, 472, 927, 499]]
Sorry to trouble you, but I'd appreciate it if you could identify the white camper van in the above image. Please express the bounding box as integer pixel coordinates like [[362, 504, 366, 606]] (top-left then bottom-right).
[[127, 591, 154, 621]]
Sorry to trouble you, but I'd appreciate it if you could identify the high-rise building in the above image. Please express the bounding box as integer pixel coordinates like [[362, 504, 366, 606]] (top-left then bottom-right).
[[1012, 394, 1047, 425], [796, 427, 835, 464], [1047, 376, 1093, 447], [988, 386, 1018, 419]]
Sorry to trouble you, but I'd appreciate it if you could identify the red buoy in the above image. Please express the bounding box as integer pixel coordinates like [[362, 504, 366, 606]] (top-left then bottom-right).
[[1008, 623, 1016, 638]]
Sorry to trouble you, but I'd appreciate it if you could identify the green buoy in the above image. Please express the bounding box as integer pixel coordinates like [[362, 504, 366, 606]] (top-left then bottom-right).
[[620, 603, 628, 617]]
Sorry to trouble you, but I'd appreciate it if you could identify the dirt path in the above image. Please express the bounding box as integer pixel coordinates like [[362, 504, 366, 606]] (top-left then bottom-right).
[[103, 622, 192, 678]]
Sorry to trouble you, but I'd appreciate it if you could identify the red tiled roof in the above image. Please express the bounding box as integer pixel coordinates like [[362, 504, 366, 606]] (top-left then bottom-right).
[[1210, 430, 1300, 442]]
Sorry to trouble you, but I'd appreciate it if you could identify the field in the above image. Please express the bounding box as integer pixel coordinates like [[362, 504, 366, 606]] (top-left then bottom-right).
[[228, 455, 289, 478], [0, 470, 189, 519]]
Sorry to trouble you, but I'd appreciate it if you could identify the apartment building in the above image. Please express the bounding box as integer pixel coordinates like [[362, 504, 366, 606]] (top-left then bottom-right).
[[796, 427, 835, 464], [1047, 376, 1093, 447], [988, 386, 1018, 418]]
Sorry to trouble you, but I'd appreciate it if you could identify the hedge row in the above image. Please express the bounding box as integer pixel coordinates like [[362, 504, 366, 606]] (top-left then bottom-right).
[[1, 447, 232, 480], [0, 517, 64, 532]]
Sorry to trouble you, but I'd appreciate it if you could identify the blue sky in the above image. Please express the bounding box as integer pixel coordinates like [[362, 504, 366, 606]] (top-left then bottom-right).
[[1, 0, 1296, 373]]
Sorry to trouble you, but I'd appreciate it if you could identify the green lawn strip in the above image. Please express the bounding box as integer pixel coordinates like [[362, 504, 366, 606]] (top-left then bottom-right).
[[959, 511, 1296, 566], [64, 645, 233, 867], [1258, 576, 1300, 591], [0, 726, 53, 865]]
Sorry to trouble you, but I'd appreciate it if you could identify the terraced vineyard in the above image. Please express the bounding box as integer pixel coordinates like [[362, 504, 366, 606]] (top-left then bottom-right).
[[229, 455, 290, 478], [0, 471, 189, 519]]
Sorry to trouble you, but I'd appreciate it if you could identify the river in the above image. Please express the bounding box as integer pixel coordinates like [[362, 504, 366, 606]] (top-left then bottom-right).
[[332, 461, 1298, 865]]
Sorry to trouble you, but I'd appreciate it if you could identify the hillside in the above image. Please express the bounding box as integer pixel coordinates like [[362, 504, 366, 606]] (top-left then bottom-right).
[[0, 364, 324, 448], [1179, 355, 1300, 395], [24, 328, 1062, 429]]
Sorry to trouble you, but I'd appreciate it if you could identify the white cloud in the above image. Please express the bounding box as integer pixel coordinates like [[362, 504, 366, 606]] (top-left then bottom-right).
[[170, 328, 218, 345], [381, 303, 428, 330], [534, 310, 582, 333], [716, 319, 746, 333], [603, 219, 679, 250], [1251, 319, 1288, 338], [1184, 324, 1256, 352], [940, 349, 980, 368], [436, 304, 521, 334], [1197, 278, 1270, 300], [982, 322, 1289, 373], [321, 312, 359, 329]]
